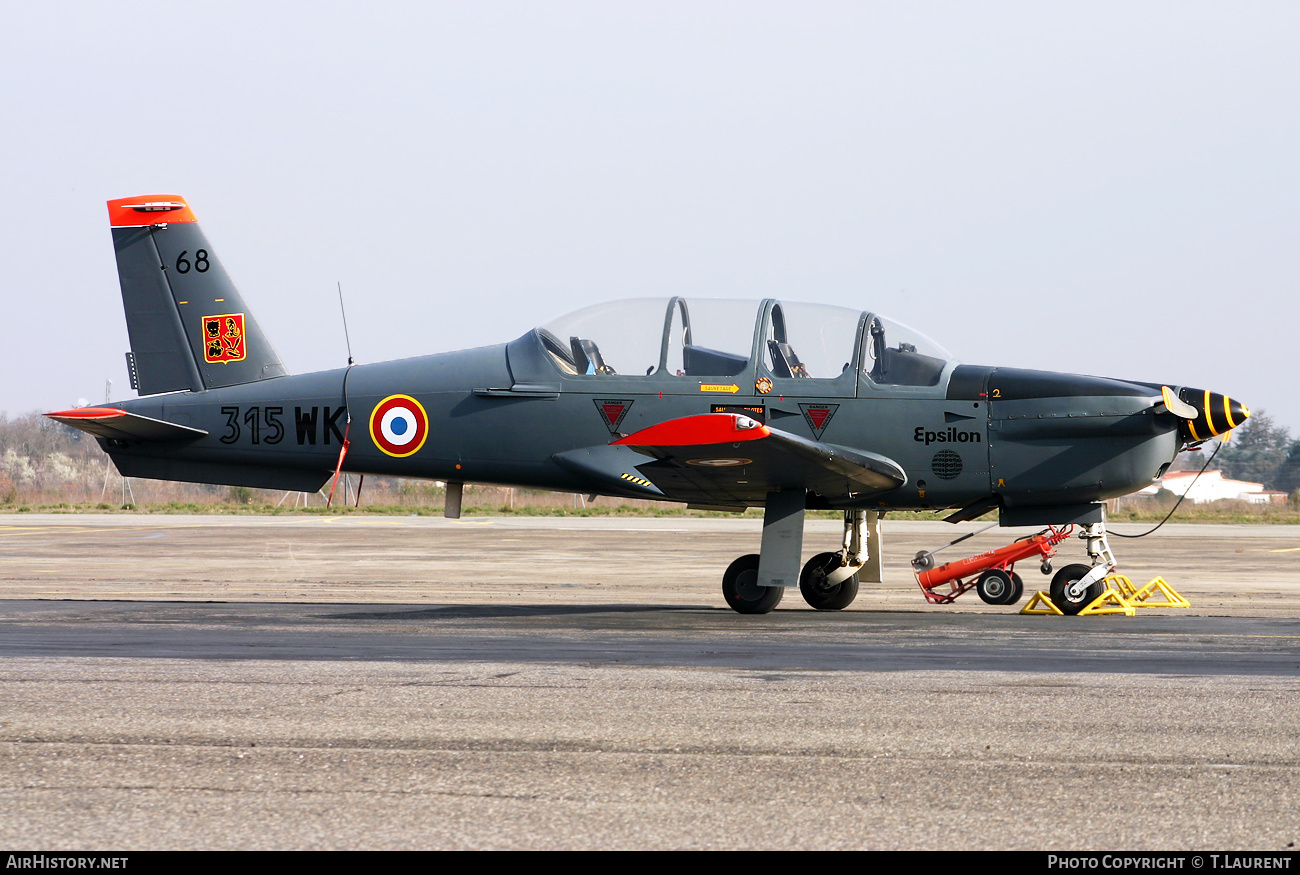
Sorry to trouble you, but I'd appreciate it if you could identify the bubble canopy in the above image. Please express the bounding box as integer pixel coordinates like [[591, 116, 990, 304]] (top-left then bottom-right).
[[535, 297, 954, 387]]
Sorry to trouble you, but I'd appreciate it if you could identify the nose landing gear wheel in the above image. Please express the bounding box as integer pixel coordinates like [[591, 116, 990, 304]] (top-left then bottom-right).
[[799, 551, 860, 611], [1049, 563, 1105, 615], [722, 553, 783, 614]]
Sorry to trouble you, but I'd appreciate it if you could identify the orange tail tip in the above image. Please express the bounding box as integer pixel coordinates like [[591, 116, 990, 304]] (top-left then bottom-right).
[[46, 408, 208, 442], [108, 194, 197, 227], [45, 407, 126, 420]]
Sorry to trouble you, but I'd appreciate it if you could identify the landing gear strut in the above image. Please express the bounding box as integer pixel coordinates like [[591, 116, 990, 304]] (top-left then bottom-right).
[[1047, 520, 1117, 615], [797, 509, 874, 610], [799, 552, 859, 610], [720, 495, 879, 614]]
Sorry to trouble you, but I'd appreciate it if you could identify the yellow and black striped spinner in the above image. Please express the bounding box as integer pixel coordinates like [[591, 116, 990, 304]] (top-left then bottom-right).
[[1177, 388, 1250, 441]]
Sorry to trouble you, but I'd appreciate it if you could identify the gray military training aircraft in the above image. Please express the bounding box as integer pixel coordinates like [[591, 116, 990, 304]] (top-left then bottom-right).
[[49, 194, 1251, 615]]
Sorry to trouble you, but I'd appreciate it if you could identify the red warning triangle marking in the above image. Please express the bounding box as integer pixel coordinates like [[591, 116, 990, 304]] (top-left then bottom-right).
[[594, 399, 633, 432], [798, 403, 838, 438]]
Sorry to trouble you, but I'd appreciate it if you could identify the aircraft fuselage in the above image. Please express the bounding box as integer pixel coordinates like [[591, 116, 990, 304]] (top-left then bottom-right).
[[51, 193, 1253, 615], [101, 335, 1182, 521]]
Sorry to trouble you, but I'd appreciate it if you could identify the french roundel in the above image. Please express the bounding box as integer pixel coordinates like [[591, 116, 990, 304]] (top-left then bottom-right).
[[369, 394, 429, 458]]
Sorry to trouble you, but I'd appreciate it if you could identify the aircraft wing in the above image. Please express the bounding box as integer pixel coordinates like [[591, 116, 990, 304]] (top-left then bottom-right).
[[604, 413, 906, 506], [45, 407, 209, 442]]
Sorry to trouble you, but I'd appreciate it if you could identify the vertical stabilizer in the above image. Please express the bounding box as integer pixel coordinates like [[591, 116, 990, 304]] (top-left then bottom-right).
[[108, 195, 288, 395]]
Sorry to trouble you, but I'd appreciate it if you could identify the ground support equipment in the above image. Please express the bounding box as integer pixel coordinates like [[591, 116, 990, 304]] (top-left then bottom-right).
[[1106, 574, 1190, 608], [912, 525, 1073, 606], [1076, 588, 1136, 616], [1020, 574, 1190, 616], [1020, 591, 1065, 615]]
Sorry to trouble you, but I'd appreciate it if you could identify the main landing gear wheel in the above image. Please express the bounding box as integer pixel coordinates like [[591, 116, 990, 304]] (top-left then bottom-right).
[[722, 554, 783, 614], [799, 551, 860, 611], [976, 569, 1019, 605], [1049, 563, 1105, 615]]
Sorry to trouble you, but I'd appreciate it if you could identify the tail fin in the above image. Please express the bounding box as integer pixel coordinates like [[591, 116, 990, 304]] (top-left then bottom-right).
[[108, 194, 287, 395]]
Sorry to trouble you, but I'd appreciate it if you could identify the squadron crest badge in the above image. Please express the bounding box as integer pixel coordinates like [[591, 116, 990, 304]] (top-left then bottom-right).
[[202, 313, 247, 363]]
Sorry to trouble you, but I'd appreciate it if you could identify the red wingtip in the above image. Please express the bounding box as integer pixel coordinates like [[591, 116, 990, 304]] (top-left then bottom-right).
[[107, 194, 197, 227], [45, 407, 127, 420], [613, 413, 771, 447]]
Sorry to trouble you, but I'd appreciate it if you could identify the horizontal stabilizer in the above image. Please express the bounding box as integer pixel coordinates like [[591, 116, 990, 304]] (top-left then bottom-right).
[[45, 407, 208, 442]]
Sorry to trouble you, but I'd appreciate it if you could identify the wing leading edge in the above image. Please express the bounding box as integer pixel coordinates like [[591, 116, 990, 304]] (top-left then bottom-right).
[[599, 413, 906, 506]]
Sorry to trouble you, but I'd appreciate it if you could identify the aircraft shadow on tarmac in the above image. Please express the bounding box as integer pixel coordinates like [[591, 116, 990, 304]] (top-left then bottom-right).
[[324, 604, 706, 621], [6, 598, 1300, 674]]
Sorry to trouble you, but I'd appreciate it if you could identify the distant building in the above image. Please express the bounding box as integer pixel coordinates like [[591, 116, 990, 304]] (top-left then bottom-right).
[[1137, 470, 1284, 504]]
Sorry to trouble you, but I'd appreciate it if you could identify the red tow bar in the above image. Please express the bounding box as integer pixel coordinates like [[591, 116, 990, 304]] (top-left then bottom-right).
[[913, 526, 1073, 605]]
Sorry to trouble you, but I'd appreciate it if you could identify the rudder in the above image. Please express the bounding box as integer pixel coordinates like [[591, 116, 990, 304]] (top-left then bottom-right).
[[108, 194, 288, 395]]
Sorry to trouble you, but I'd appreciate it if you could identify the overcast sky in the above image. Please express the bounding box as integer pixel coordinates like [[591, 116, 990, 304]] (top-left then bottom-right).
[[2, 2, 1296, 433]]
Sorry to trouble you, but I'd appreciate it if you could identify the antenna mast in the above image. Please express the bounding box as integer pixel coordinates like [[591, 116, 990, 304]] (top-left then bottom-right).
[[338, 281, 354, 367]]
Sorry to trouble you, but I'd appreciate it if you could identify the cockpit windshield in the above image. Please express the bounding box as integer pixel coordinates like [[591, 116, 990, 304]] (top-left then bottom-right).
[[664, 299, 759, 377], [538, 298, 667, 376], [535, 298, 955, 387], [539, 298, 762, 378], [763, 301, 863, 380]]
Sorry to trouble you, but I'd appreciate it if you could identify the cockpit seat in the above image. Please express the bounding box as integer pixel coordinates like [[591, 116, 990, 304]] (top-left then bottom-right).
[[683, 344, 748, 377], [874, 346, 946, 387], [571, 337, 617, 375], [767, 340, 809, 378]]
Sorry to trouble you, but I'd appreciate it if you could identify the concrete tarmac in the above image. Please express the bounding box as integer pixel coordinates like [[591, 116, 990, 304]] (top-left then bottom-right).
[[1, 514, 1298, 850]]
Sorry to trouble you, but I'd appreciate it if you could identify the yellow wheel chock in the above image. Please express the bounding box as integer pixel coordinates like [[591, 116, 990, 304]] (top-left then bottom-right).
[[1106, 574, 1190, 608], [1020, 574, 1189, 616], [1020, 591, 1064, 615], [1078, 587, 1136, 616]]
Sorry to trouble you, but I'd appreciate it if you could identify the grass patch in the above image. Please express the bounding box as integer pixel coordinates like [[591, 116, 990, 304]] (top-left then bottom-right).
[[2, 498, 1297, 524]]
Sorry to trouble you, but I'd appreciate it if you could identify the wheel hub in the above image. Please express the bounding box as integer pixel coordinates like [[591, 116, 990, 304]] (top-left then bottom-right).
[[734, 569, 764, 600]]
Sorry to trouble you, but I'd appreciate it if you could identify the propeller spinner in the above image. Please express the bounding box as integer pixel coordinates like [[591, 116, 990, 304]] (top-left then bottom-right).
[[1174, 387, 1250, 442]]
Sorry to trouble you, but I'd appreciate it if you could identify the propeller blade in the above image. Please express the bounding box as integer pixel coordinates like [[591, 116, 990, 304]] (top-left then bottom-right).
[[1160, 386, 1198, 419]]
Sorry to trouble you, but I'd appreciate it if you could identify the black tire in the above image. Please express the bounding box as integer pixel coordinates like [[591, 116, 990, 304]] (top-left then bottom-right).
[[799, 551, 860, 611], [1049, 563, 1105, 615], [976, 569, 1016, 605], [1007, 572, 1024, 606], [722, 554, 783, 614]]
